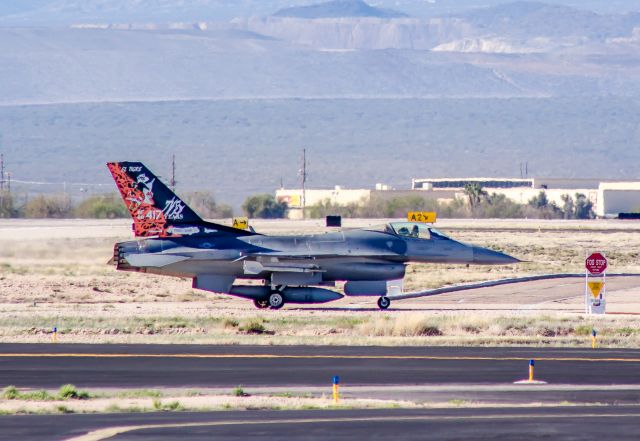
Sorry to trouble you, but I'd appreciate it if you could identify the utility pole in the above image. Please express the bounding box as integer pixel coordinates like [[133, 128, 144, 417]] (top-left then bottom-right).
[[0, 153, 4, 193], [300, 148, 307, 219], [170, 154, 177, 191]]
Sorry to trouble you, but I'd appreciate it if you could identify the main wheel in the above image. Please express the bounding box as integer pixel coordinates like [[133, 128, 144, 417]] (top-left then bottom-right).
[[377, 296, 391, 310], [268, 292, 285, 309], [253, 299, 269, 309]]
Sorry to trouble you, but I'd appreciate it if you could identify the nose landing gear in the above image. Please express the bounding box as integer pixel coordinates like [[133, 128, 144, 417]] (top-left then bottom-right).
[[377, 296, 391, 310]]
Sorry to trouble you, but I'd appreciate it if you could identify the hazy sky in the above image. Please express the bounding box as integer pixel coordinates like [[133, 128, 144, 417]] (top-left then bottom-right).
[[1, 0, 640, 25]]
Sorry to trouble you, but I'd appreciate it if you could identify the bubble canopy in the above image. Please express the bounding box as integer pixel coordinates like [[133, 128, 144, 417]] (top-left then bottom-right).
[[365, 222, 452, 240]]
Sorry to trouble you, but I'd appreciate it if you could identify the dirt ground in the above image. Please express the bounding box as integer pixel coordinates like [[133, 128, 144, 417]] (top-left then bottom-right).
[[0, 218, 639, 346]]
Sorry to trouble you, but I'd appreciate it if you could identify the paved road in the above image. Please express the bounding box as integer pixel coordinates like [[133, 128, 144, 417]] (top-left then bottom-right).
[[2, 407, 640, 441], [2, 344, 640, 388], [393, 275, 640, 312]]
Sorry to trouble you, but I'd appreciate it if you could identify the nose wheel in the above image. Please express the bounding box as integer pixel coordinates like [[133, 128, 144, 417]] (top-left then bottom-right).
[[377, 296, 391, 310]]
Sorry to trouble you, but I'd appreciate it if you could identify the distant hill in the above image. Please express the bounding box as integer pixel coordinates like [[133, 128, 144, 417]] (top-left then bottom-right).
[[1, 1, 640, 207], [458, 1, 640, 39], [2, 1, 640, 26], [273, 0, 408, 19], [2, 98, 640, 208]]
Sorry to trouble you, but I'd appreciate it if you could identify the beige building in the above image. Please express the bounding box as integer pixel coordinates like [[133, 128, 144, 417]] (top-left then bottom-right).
[[276, 178, 640, 219], [276, 185, 455, 219], [412, 177, 640, 217], [276, 186, 371, 219]]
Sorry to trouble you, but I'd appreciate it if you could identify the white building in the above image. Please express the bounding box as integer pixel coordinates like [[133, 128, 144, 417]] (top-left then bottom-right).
[[412, 177, 640, 217], [276, 186, 371, 219], [598, 182, 640, 217], [276, 178, 640, 219]]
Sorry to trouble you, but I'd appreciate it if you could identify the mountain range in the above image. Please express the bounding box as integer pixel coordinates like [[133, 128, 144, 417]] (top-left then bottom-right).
[[0, 0, 639, 207]]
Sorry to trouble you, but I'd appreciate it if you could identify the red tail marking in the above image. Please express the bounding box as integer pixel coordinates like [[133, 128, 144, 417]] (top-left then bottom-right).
[[107, 163, 178, 237]]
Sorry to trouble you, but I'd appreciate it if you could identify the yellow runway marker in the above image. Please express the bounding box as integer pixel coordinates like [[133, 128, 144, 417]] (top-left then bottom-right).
[[1, 353, 640, 363]]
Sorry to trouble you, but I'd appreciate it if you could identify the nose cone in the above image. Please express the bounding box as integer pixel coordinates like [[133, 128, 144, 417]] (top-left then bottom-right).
[[472, 246, 520, 265]]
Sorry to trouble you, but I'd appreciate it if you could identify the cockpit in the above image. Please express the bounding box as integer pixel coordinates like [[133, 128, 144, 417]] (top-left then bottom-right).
[[366, 222, 452, 240]]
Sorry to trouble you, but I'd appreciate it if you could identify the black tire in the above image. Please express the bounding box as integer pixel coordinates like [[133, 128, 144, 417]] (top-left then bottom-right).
[[253, 299, 269, 309], [268, 292, 285, 309], [377, 296, 391, 310]]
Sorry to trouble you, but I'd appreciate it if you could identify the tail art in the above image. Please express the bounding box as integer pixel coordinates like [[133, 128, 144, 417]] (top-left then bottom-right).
[[107, 162, 253, 238]]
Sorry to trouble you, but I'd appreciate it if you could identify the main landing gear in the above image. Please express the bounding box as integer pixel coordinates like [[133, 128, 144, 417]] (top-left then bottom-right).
[[377, 296, 391, 310], [253, 299, 269, 309], [253, 290, 285, 310], [268, 291, 285, 310]]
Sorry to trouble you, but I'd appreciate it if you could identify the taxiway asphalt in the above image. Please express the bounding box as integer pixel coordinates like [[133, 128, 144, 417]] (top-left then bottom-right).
[[2, 344, 640, 440], [2, 344, 640, 388], [3, 407, 640, 441]]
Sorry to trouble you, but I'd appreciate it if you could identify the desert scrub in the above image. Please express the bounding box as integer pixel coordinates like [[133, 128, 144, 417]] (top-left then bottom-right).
[[358, 315, 443, 337], [58, 384, 90, 400], [239, 319, 269, 334], [223, 318, 239, 329], [232, 386, 249, 397], [2, 386, 19, 400], [117, 389, 163, 399], [2, 386, 53, 401]]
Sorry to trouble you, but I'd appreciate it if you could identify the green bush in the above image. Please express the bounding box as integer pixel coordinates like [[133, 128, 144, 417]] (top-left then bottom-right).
[[242, 194, 287, 219], [164, 401, 183, 411], [240, 319, 266, 334], [58, 384, 89, 400], [0, 192, 18, 218], [2, 385, 18, 400], [184, 191, 233, 218], [23, 194, 71, 218], [73, 195, 128, 219], [232, 386, 247, 397]]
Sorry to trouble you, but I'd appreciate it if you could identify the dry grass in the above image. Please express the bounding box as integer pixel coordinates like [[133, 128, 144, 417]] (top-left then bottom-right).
[[0, 388, 412, 415], [1, 306, 639, 347]]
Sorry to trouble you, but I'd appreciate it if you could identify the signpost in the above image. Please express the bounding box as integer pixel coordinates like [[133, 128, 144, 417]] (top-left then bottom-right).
[[232, 217, 249, 230], [585, 252, 607, 275], [585, 252, 607, 314], [407, 212, 437, 223]]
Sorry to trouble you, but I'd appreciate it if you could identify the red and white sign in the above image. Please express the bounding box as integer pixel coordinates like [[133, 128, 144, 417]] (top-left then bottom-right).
[[585, 252, 607, 275]]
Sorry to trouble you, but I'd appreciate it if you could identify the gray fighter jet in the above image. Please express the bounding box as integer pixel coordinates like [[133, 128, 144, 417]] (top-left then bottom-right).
[[108, 162, 519, 309]]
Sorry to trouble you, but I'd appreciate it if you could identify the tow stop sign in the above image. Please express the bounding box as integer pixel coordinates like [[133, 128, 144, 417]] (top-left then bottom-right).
[[585, 252, 607, 275]]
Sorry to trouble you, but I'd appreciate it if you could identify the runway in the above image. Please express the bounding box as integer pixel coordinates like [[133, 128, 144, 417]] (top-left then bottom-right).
[[3, 407, 640, 441], [2, 344, 640, 388], [2, 344, 640, 440]]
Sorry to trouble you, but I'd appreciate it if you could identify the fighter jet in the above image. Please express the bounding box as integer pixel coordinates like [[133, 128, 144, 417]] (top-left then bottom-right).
[[107, 162, 519, 310]]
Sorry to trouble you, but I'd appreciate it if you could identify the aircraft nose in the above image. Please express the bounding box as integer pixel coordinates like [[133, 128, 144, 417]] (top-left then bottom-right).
[[472, 246, 520, 265]]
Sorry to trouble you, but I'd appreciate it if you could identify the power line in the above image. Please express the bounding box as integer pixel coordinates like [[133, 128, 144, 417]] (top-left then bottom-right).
[[9, 179, 111, 187]]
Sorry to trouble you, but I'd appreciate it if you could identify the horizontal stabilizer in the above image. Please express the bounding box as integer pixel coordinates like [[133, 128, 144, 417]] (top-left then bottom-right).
[[125, 254, 190, 268]]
